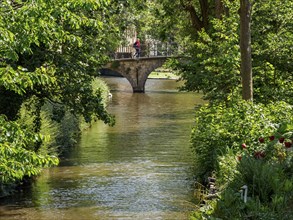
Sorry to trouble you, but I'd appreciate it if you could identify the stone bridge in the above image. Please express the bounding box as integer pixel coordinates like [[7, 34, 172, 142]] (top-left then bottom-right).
[[103, 56, 168, 93]]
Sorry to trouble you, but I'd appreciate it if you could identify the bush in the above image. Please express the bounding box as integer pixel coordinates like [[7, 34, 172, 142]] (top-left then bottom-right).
[[191, 100, 293, 219], [208, 141, 293, 219], [191, 101, 293, 182]]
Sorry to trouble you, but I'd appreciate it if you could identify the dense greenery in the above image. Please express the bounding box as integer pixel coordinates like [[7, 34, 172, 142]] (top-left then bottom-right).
[[0, 0, 128, 194], [191, 101, 293, 182], [0, 114, 58, 186], [190, 101, 293, 218], [141, 0, 292, 104], [0, 0, 121, 124], [252, 0, 293, 104], [169, 12, 241, 103]]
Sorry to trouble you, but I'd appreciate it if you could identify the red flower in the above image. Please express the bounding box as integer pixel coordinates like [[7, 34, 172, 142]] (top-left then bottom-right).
[[241, 143, 247, 149], [284, 142, 292, 148], [259, 137, 265, 143], [269, 136, 275, 141], [254, 151, 265, 159], [279, 137, 285, 143]]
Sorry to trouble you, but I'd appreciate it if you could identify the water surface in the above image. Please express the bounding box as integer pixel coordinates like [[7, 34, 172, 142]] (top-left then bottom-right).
[[0, 77, 204, 220]]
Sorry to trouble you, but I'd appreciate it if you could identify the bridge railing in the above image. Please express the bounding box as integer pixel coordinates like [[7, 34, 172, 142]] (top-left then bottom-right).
[[112, 42, 183, 59]]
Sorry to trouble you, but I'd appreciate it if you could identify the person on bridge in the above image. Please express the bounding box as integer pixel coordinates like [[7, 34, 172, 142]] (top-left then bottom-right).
[[133, 38, 141, 58]]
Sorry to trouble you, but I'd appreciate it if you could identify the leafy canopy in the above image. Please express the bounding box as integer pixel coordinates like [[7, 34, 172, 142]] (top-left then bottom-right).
[[0, 0, 132, 186]]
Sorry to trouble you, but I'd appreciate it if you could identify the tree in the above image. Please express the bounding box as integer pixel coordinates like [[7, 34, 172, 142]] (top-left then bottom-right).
[[239, 0, 253, 101], [0, 0, 130, 188], [0, 115, 59, 184], [0, 0, 126, 125], [152, 0, 292, 105], [251, 0, 293, 104]]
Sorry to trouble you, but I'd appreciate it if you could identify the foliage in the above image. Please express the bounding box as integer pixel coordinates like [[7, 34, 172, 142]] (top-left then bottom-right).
[[165, 0, 293, 105], [0, 115, 59, 184], [0, 0, 121, 125], [0, 78, 109, 193], [190, 100, 293, 218], [191, 100, 293, 182], [131, 0, 187, 41], [130, 0, 292, 104], [0, 0, 124, 192], [169, 9, 241, 103], [252, 0, 293, 104], [19, 100, 80, 152], [194, 134, 293, 219], [135, 0, 231, 42]]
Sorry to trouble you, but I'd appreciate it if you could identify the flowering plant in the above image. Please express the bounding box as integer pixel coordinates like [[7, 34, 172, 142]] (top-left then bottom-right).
[[238, 123, 293, 164]]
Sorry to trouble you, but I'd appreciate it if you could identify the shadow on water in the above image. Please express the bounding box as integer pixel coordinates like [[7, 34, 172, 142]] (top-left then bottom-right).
[[0, 77, 205, 220]]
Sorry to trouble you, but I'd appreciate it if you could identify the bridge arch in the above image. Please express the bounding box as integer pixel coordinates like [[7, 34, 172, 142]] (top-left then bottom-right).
[[103, 57, 167, 93]]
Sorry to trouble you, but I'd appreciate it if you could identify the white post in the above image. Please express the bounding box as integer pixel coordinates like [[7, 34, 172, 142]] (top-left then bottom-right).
[[241, 185, 248, 203]]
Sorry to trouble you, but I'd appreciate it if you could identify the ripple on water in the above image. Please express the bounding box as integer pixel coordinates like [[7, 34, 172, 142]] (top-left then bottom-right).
[[0, 78, 204, 220]]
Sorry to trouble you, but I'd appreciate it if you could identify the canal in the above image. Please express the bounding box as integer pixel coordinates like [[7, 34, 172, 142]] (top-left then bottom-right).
[[0, 77, 205, 220]]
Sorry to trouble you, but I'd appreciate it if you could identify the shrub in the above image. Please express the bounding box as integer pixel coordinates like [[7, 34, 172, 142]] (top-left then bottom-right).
[[191, 100, 293, 182], [191, 100, 293, 219]]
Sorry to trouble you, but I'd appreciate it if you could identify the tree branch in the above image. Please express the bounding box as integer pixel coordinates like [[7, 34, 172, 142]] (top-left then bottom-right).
[[199, 0, 209, 28], [180, 0, 208, 32]]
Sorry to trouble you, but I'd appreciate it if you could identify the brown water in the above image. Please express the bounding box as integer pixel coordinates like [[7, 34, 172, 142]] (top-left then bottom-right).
[[0, 77, 205, 220]]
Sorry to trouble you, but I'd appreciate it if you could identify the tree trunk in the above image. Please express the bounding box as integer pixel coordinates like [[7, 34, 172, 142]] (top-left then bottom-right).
[[215, 0, 225, 19], [239, 0, 253, 101], [185, 5, 204, 31], [200, 0, 209, 28]]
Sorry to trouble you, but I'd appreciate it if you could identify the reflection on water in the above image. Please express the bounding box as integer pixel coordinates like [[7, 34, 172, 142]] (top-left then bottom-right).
[[0, 77, 205, 220]]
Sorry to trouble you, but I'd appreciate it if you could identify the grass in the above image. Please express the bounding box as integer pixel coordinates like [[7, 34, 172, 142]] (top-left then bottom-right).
[[148, 67, 178, 79]]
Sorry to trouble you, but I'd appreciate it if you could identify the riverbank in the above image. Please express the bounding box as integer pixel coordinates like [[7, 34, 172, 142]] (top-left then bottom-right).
[[148, 68, 179, 79]]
